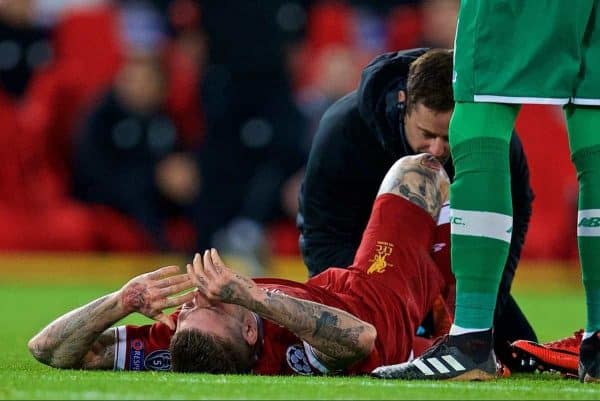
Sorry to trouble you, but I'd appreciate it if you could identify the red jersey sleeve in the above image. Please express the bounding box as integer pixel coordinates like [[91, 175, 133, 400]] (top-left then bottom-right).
[[113, 311, 179, 371]]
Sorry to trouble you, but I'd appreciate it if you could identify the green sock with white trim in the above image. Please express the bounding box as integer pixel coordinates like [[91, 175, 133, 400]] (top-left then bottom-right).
[[566, 105, 600, 334], [572, 146, 600, 333], [449, 102, 517, 330]]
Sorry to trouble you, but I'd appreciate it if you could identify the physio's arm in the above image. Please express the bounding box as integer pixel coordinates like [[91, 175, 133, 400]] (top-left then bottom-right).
[[189, 250, 377, 371], [28, 266, 194, 369]]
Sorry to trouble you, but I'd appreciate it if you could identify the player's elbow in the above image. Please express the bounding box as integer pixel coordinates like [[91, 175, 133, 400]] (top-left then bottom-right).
[[28, 335, 52, 366], [27, 335, 74, 369]]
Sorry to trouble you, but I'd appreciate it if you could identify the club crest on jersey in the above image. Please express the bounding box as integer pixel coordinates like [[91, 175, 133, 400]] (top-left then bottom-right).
[[144, 350, 171, 371], [130, 338, 145, 371], [286, 345, 314, 375], [367, 241, 394, 274]]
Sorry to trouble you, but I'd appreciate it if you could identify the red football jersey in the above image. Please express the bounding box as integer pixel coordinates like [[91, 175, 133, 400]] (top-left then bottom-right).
[[114, 195, 448, 375], [114, 311, 178, 371]]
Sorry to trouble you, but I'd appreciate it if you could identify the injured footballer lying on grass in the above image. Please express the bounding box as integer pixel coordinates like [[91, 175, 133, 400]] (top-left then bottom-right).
[[29, 153, 515, 379]]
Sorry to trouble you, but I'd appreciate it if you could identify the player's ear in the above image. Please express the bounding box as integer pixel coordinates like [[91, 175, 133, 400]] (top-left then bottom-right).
[[242, 312, 258, 346], [397, 90, 406, 103]]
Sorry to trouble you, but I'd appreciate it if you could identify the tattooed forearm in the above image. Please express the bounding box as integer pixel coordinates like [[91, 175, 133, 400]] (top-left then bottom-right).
[[315, 312, 338, 335], [28, 292, 127, 369], [314, 311, 363, 347], [249, 291, 376, 369], [216, 274, 256, 305]]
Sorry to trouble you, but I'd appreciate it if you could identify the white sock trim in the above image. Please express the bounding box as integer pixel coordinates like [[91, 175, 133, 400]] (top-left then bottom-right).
[[449, 324, 490, 336], [577, 210, 600, 237], [450, 209, 512, 243]]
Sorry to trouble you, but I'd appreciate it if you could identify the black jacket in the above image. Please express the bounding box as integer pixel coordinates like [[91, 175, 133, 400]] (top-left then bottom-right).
[[297, 48, 534, 310]]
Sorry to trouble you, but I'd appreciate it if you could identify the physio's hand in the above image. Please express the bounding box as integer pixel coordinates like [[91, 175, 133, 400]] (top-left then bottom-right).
[[187, 249, 260, 307], [119, 265, 195, 330]]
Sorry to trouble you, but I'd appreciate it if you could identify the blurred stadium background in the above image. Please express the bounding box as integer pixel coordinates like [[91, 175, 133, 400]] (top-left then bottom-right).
[[0, 1, 591, 398], [0, 0, 582, 305]]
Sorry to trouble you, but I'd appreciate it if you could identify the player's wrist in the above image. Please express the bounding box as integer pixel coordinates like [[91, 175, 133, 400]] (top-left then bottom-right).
[[240, 285, 269, 311], [113, 289, 136, 315]]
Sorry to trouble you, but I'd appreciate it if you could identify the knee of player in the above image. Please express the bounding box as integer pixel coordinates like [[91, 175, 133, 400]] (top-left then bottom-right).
[[377, 154, 449, 219], [377, 158, 409, 195]]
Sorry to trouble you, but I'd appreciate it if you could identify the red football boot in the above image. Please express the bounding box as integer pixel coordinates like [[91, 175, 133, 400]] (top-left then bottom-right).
[[511, 330, 583, 377]]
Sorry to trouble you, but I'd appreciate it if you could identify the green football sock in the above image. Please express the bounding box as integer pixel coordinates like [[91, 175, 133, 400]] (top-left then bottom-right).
[[449, 102, 519, 330], [565, 105, 600, 333]]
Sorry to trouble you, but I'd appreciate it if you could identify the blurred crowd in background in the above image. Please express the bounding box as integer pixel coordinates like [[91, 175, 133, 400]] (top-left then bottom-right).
[[0, 0, 579, 268]]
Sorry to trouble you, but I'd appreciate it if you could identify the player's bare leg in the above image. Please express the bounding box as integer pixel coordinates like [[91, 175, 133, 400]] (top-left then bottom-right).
[[376, 153, 449, 221]]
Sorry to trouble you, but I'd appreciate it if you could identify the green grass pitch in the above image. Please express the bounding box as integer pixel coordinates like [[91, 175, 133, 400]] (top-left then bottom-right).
[[1, 266, 599, 400]]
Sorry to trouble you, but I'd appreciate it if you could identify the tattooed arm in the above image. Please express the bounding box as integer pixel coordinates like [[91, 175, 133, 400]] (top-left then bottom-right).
[[189, 250, 377, 371], [28, 293, 125, 370], [27, 266, 194, 369], [251, 289, 376, 370]]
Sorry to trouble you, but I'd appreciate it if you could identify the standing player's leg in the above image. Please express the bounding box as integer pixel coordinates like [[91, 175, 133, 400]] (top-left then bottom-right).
[[450, 0, 596, 339], [565, 106, 600, 382], [448, 102, 518, 333], [566, 0, 600, 383]]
